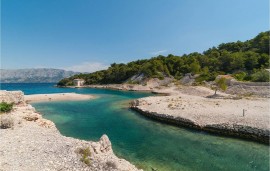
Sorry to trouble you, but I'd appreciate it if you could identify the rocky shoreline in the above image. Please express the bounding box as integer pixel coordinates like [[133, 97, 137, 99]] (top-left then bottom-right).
[[0, 90, 141, 171], [131, 106, 269, 144], [130, 91, 270, 144], [66, 84, 153, 91], [59, 84, 270, 144]]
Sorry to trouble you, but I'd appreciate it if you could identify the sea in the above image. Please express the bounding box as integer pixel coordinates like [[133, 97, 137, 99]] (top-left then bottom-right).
[[1, 83, 269, 171]]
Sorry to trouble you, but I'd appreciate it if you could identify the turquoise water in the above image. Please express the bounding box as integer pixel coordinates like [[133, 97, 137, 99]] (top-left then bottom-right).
[[1, 83, 269, 171]]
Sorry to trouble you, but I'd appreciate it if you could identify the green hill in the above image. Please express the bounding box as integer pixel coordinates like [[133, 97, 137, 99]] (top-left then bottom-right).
[[58, 31, 269, 86]]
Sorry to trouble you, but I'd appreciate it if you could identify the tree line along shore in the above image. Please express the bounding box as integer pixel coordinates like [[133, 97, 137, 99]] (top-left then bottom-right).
[[58, 31, 269, 87]]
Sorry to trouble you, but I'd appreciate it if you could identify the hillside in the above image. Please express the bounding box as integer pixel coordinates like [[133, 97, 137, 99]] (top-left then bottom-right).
[[0, 68, 78, 83], [58, 31, 269, 86]]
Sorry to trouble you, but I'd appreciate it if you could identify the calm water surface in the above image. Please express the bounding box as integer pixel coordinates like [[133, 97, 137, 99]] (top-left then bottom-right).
[[1, 83, 269, 171]]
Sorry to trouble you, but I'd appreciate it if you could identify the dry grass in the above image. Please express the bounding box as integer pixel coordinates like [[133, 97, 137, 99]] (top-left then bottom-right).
[[77, 147, 91, 166]]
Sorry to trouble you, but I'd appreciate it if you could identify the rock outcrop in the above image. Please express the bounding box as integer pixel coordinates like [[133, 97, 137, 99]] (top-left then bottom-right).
[[0, 90, 24, 104], [0, 91, 141, 171]]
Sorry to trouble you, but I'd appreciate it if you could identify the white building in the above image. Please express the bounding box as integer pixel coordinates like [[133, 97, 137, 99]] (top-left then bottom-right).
[[73, 79, 85, 87]]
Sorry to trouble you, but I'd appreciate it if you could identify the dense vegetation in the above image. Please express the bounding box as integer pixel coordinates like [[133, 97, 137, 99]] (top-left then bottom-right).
[[58, 31, 269, 86], [0, 102, 14, 113]]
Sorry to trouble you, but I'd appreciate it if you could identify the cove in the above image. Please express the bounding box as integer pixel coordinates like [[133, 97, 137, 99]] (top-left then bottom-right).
[[2, 84, 269, 171], [32, 90, 269, 171]]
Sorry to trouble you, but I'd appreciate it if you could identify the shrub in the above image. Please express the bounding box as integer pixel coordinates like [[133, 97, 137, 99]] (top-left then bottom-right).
[[232, 71, 247, 81], [195, 74, 210, 82], [0, 102, 14, 113], [251, 70, 270, 82], [0, 115, 14, 129], [195, 71, 219, 83], [77, 147, 91, 166]]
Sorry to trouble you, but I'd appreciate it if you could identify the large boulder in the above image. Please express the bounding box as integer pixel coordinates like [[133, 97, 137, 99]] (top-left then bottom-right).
[[99, 134, 112, 153], [180, 73, 199, 85], [91, 134, 112, 154]]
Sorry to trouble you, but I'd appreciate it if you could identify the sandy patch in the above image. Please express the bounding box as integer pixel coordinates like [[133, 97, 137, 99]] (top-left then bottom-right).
[[25, 93, 95, 103]]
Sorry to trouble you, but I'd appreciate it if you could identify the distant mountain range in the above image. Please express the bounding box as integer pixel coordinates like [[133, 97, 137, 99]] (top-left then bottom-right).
[[0, 68, 79, 83]]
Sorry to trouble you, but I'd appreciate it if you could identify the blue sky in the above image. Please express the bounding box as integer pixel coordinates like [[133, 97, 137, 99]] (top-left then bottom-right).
[[1, 0, 269, 72]]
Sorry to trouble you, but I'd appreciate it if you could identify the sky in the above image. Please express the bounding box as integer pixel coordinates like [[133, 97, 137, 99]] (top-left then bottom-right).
[[1, 0, 269, 72]]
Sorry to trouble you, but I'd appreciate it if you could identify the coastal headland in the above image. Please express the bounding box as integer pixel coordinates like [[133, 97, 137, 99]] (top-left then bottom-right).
[[0, 90, 141, 171], [129, 85, 270, 144]]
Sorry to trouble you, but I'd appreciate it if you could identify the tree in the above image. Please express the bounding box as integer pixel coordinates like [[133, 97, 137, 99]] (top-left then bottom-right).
[[244, 51, 259, 70], [230, 52, 245, 71], [258, 53, 270, 68], [251, 31, 269, 54], [190, 61, 201, 74], [214, 77, 228, 95], [57, 78, 73, 86], [218, 50, 232, 72]]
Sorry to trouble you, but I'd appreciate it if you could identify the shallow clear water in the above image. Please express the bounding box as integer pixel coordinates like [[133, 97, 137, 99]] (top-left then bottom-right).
[[1, 83, 269, 171]]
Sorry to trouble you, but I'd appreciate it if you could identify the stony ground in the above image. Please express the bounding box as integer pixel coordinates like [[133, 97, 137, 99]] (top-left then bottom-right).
[[0, 104, 141, 171], [133, 85, 270, 129]]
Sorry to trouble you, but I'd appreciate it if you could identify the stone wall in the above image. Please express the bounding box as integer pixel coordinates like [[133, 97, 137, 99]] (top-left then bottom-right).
[[0, 90, 24, 104]]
